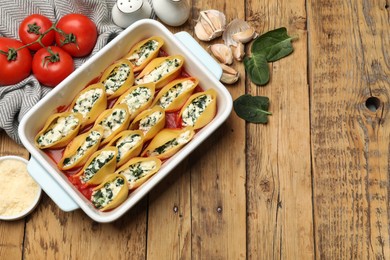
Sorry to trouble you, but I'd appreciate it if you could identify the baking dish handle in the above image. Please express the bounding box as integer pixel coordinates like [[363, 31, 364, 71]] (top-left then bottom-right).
[[175, 31, 222, 80], [27, 157, 79, 212]]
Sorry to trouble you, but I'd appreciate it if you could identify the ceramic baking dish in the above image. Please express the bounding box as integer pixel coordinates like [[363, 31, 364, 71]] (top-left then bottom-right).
[[19, 19, 232, 223]]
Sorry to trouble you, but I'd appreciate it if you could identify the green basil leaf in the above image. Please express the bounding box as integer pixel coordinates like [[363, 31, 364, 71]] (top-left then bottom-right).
[[233, 94, 272, 124], [251, 27, 295, 62], [243, 54, 269, 86]]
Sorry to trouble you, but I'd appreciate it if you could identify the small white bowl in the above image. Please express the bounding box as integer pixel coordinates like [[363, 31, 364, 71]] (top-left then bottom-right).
[[0, 156, 42, 221]]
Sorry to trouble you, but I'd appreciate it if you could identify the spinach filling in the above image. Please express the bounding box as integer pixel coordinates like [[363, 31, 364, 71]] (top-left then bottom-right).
[[91, 177, 125, 209], [81, 152, 115, 183], [103, 64, 131, 94], [154, 138, 178, 155]]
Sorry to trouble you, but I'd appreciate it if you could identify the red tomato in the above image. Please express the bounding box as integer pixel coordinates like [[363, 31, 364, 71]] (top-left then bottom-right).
[[19, 14, 55, 51], [55, 14, 97, 57], [0, 37, 32, 86], [32, 46, 74, 87]]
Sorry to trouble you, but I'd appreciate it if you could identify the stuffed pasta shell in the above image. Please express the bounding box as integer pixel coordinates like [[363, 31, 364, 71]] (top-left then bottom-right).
[[113, 83, 155, 121], [94, 104, 131, 146], [124, 36, 164, 72], [75, 146, 118, 186], [69, 83, 107, 126], [58, 126, 105, 170], [35, 112, 83, 149], [100, 59, 134, 99], [151, 77, 198, 112], [91, 174, 128, 211], [135, 55, 184, 89], [106, 130, 144, 167], [129, 106, 165, 142], [178, 89, 217, 130], [115, 157, 161, 190], [141, 127, 195, 159]]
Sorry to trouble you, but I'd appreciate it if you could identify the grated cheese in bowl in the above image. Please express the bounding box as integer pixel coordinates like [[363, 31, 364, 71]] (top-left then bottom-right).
[[0, 156, 41, 220]]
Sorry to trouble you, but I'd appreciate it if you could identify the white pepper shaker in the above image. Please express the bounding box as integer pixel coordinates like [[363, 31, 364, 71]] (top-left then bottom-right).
[[112, 0, 152, 28], [152, 0, 190, 27]]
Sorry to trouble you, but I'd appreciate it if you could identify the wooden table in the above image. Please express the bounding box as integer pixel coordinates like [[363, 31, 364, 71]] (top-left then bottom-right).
[[1, 0, 389, 259]]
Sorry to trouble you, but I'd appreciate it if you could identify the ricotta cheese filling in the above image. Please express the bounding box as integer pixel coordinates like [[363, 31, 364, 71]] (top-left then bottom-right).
[[157, 80, 195, 109], [119, 86, 152, 114], [128, 40, 159, 66], [116, 134, 142, 162], [102, 63, 131, 95], [80, 151, 115, 183], [139, 111, 163, 134], [91, 177, 125, 209], [72, 88, 103, 118], [148, 130, 192, 156], [37, 114, 79, 147], [119, 160, 157, 184], [99, 108, 127, 139], [63, 130, 102, 167], [182, 94, 212, 127], [135, 58, 181, 85]]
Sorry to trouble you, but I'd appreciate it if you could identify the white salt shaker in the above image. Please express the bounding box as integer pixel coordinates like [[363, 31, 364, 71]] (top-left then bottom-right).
[[152, 0, 190, 27], [112, 0, 152, 28]]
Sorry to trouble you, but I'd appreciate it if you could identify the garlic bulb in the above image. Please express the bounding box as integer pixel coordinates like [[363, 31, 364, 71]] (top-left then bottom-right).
[[220, 63, 239, 84], [195, 10, 226, 41], [208, 44, 233, 65], [222, 19, 257, 47]]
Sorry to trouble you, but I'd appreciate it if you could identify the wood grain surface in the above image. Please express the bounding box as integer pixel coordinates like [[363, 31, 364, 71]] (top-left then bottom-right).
[[308, 0, 389, 259], [0, 0, 389, 259]]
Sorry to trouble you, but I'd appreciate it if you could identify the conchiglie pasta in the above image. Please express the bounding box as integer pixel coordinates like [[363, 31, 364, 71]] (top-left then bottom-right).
[[58, 125, 105, 170], [178, 89, 217, 130], [129, 106, 165, 142], [113, 83, 155, 121], [106, 130, 145, 167], [35, 111, 83, 149], [74, 146, 118, 186], [135, 55, 184, 89], [115, 157, 161, 190], [100, 59, 134, 99], [141, 127, 195, 160], [151, 77, 198, 112], [90, 174, 128, 211], [124, 36, 164, 72], [94, 104, 131, 146], [69, 83, 107, 127]]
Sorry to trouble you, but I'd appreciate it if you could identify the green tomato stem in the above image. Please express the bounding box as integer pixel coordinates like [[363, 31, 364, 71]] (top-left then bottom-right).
[[0, 21, 76, 61]]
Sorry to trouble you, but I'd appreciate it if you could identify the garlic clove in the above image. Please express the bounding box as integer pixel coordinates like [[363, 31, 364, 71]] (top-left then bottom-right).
[[209, 44, 233, 65], [232, 27, 257, 43], [199, 12, 215, 35], [231, 42, 245, 61], [195, 22, 212, 41], [205, 10, 226, 32], [220, 63, 239, 84], [222, 18, 256, 47], [195, 10, 226, 41]]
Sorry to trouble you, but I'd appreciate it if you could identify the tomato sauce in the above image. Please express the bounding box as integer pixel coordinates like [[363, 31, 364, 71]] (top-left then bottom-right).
[[44, 47, 206, 202]]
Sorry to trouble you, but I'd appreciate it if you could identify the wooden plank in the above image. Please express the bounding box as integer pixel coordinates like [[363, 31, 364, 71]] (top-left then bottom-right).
[[0, 133, 28, 260], [246, 0, 314, 259], [23, 198, 148, 259], [308, 0, 390, 259], [147, 163, 192, 260], [147, 3, 247, 257], [146, 21, 192, 260], [189, 1, 247, 259]]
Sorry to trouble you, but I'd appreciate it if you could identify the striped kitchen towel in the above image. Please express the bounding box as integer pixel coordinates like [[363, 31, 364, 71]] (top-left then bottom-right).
[[0, 0, 155, 144]]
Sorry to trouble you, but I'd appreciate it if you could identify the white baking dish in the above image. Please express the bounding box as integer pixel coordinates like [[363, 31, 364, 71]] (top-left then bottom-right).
[[19, 19, 232, 223]]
